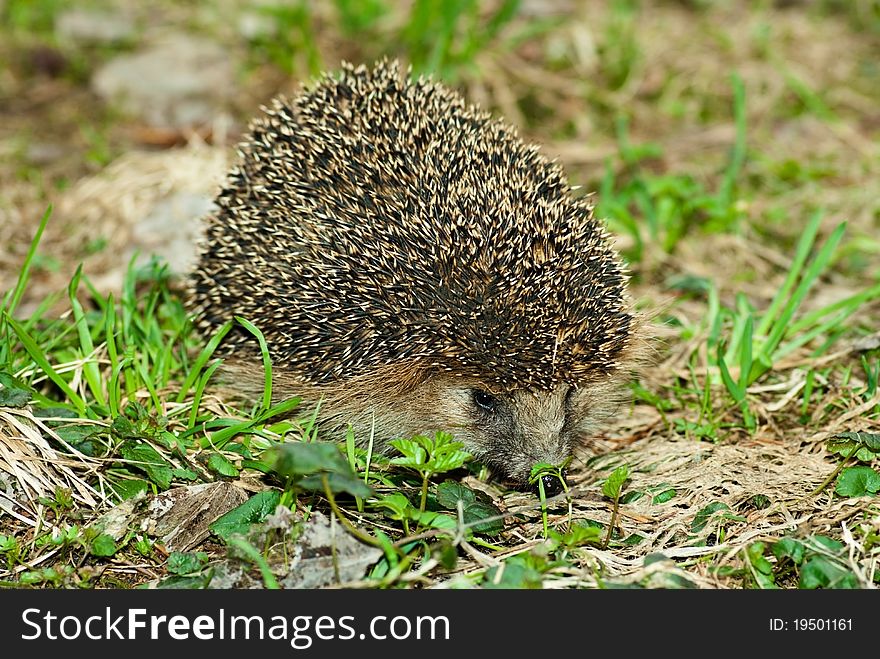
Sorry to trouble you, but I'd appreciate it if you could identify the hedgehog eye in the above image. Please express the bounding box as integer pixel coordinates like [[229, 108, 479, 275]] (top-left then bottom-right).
[[472, 389, 499, 413]]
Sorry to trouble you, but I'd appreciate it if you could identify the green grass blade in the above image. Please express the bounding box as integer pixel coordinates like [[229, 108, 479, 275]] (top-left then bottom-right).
[[175, 321, 233, 403], [758, 220, 846, 363], [68, 265, 107, 407], [719, 73, 746, 208], [3, 206, 52, 317], [203, 396, 302, 449], [234, 316, 273, 413], [785, 281, 880, 338], [755, 210, 822, 339], [717, 347, 755, 431], [5, 313, 90, 417], [723, 294, 751, 365], [188, 358, 223, 430], [774, 309, 850, 361], [108, 358, 130, 416], [739, 314, 754, 388], [104, 293, 119, 373], [133, 359, 161, 411]]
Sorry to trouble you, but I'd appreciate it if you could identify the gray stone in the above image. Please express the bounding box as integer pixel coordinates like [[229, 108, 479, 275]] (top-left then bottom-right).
[[238, 11, 277, 40], [56, 9, 135, 44], [92, 34, 233, 129], [280, 512, 384, 589], [25, 142, 66, 166]]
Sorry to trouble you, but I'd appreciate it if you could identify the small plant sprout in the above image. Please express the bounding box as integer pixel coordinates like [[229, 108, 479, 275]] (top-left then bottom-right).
[[389, 432, 471, 513], [601, 465, 630, 549]]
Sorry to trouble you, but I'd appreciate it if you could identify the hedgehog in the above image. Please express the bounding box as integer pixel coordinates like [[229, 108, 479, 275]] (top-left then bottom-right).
[[187, 59, 635, 491]]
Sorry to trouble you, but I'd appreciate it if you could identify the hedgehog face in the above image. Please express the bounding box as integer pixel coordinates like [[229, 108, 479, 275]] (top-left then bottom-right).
[[429, 382, 580, 486]]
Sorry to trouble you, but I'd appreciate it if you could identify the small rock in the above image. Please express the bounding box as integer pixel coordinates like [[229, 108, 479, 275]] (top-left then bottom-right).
[[25, 142, 66, 166], [56, 9, 135, 45], [281, 512, 384, 588], [92, 34, 233, 129], [238, 11, 277, 40], [149, 482, 248, 552]]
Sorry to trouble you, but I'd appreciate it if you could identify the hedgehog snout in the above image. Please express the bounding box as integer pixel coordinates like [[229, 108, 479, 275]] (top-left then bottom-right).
[[540, 472, 567, 497]]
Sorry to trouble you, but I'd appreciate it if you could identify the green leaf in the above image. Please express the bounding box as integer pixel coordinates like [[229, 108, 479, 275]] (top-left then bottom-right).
[[89, 534, 117, 557], [620, 490, 645, 504], [207, 452, 239, 478], [771, 538, 805, 564], [435, 481, 503, 536], [431, 447, 471, 472], [111, 415, 137, 438], [602, 465, 630, 499], [826, 433, 880, 462], [266, 441, 372, 497], [411, 510, 457, 531], [650, 487, 676, 504], [54, 424, 104, 456], [0, 372, 32, 407], [154, 574, 213, 589], [643, 553, 671, 567], [266, 441, 350, 478], [483, 556, 544, 589], [745, 542, 777, 589], [569, 523, 604, 546], [171, 468, 199, 481], [372, 493, 414, 521], [428, 433, 471, 471], [829, 431, 880, 454], [240, 459, 273, 474], [800, 557, 859, 589], [835, 466, 880, 497], [167, 551, 209, 575], [812, 535, 845, 552], [436, 481, 476, 507], [461, 501, 504, 536], [221, 442, 250, 458], [388, 438, 428, 469], [0, 535, 17, 552], [120, 441, 173, 489], [298, 471, 373, 498], [389, 433, 470, 476], [691, 502, 731, 532], [435, 541, 458, 569], [108, 479, 149, 501], [210, 490, 282, 541], [621, 533, 645, 547]]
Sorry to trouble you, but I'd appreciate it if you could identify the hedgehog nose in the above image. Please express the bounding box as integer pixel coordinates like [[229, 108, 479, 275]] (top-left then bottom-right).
[[541, 472, 566, 497]]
